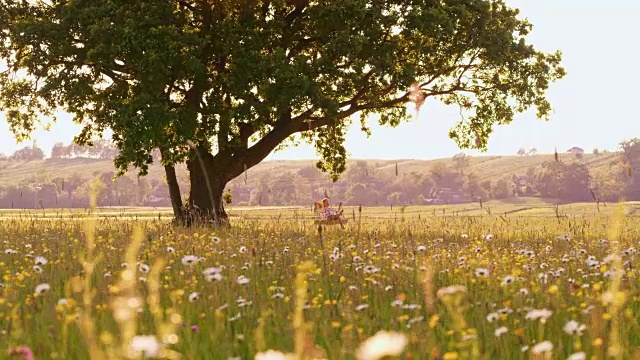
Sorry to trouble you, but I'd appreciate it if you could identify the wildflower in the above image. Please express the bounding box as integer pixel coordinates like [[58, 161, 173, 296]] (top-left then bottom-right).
[[9, 346, 34, 360], [501, 276, 515, 286], [191, 325, 200, 332], [484, 234, 494, 240], [498, 307, 513, 315], [363, 265, 379, 274], [272, 293, 285, 299], [4, 249, 17, 254], [486, 312, 499, 322], [355, 304, 369, 311], [407, 316, 424, 328], [34, 256, 47, 265], [236, 275, 250, 285], [211, 236, 220, 244], [130, 335, 161, 358], [33, 265, 43, 274], [461, 234, 469, 239], [206, 273, 223, 282], [402, 304, 421, 310], [138, 264, 150, 274], [416, 245, 427, 252], [494, 326, 508, 337], [531, 341, 553, 354], [34, 283, 50, 295], [355, 330, 408, 360], [181, 255, 198, 266], [239, 246, 248, 254], [567, 352, 586, 360], [525, 309, 553, 322], [189, 292, 200, 303], [166, 246, 175, 253], [475, 268, 490, 277], [255, 350, 294, 360], [563, 320, 587, 336]]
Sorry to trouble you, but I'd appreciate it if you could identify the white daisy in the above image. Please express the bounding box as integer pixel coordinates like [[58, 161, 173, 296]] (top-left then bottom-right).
[[35, 283, 50, 295], [355, 331, 408, 360], [181, 255, 198, 266]]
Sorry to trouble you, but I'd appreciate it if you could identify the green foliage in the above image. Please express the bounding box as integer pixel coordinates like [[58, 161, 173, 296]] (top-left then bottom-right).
[[223, 188, 233, 205], [0, 0, 564, 183], [533, 161, 592, 201]]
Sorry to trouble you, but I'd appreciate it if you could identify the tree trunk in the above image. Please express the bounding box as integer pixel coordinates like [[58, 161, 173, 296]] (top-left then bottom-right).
[[164, 164, 184, 224], [185, 147, 229, 227]]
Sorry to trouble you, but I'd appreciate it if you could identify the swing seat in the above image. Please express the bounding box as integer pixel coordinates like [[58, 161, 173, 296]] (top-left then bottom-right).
[[314, 217, 348, 226], [312, 199, 347, 227]]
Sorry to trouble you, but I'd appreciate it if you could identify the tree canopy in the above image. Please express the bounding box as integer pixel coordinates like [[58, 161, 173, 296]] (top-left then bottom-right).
[[0, 0, 565, 224]]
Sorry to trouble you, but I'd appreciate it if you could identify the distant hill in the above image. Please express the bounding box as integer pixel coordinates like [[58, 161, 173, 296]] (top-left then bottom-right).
[[0, 150, 629, 208], [0, 151, 620, 185]]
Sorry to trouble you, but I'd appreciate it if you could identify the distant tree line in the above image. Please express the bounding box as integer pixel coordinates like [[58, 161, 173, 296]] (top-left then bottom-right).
[[50, 140, 121, 160], [0, 139, 638, 209]]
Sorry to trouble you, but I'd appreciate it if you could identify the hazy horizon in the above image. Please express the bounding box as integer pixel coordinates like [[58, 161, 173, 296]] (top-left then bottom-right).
[[1, 0, 638, 161]]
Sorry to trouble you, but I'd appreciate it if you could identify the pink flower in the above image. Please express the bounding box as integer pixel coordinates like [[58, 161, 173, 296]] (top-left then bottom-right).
[[10, 346, 34, 360], [191, 325, 200, 333]]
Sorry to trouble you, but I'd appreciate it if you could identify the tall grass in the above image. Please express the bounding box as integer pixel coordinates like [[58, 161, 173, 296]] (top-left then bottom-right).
[[1, 207, 639, 359]]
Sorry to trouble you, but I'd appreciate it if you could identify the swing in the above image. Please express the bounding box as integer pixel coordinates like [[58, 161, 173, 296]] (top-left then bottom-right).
[[313, 199, 348, 227]]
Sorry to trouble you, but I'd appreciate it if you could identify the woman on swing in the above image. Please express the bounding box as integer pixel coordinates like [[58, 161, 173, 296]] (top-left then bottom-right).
[[314, 198, 345, 228]]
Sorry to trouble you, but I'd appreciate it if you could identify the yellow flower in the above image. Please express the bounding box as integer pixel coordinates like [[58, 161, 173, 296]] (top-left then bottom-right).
[[443, 352, 458, 360], [428, 315, 439, 328], [592, 338, 603, 347]]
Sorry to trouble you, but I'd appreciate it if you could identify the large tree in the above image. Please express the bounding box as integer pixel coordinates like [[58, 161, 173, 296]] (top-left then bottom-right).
[[0, 0, 565, 225]]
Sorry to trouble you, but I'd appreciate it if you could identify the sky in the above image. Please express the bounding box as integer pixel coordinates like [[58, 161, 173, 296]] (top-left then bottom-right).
[[1, 0, 638, 160]]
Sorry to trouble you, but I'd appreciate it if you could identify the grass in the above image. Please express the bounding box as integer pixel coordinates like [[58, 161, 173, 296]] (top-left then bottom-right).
[[1, 201, 639, 359]]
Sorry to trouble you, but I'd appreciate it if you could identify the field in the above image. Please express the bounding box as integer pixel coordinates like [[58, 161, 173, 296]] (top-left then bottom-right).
[[1, 200, 640, 359]]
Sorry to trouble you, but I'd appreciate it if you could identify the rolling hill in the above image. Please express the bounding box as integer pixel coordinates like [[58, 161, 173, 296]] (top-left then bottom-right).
[[0, 150, 622, 188]]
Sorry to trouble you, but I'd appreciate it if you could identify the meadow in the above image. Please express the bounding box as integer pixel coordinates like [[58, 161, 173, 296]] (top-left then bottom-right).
[[1, 200, 640, 360]]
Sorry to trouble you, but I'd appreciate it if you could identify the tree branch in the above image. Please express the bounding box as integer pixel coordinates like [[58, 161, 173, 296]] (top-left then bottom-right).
[[283, 0, 308, 28]]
